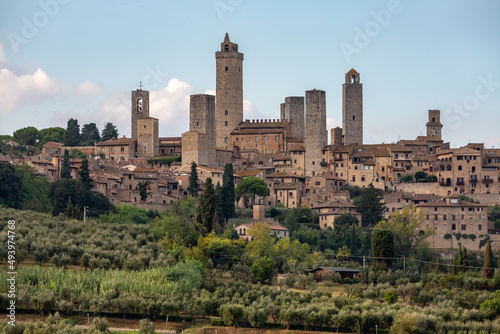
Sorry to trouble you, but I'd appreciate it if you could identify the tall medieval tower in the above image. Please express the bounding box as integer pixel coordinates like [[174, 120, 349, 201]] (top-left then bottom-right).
[[426, 110, 443, 139], [131, 89, 149, 139], [305, 89, 327, 177], [215, 33, 243, 149], [342, 69, 363, 145]]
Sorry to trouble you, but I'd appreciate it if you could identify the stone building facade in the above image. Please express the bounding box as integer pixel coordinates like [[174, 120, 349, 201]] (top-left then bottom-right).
[[230, 119, 291, 155], [305, 89, 327, 177], [131, 89, 149, 140], [215, 33, 243, 149], [342, 69, 363, 145], [182, 94, 216, 167], [416, 196, 494, 251], [137, 117, 159, 158]]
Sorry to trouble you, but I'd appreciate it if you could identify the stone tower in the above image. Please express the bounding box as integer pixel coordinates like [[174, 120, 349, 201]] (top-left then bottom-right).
[[215, 33, 243, 149], [426, 110, 443, 139], [332, 127, 343, 146], [131, 89, 149, 139], [284, 96, 305, 138], [305, 89, 327, 177], [182, 94, 216, 167], [342, 68, 363, 145], [137, 117, 159, 158]]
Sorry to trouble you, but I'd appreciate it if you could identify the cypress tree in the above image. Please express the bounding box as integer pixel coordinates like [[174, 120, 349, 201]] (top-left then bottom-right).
[[221, 162, 236, 224], [215, 181, 225, 227], [197, 178, 217, 234], [483, 239, 494, 278], [40, 191, 46, 213], [78, 157, 93, 190], [372, 229, 394, 269], [60, 149, 72, 179], [63, 118, 81, 146], [188, 162, 200, 197]]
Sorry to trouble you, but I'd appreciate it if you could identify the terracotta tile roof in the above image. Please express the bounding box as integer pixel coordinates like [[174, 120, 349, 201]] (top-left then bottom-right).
[[96, 137, 136, 146], [237, 170, 262, 177]]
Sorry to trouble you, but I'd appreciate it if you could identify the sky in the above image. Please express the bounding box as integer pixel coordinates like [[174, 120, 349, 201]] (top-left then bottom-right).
[[0, 0, 499, 148]]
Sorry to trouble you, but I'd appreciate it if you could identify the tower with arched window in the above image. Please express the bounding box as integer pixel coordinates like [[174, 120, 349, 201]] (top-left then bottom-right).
[[131, 88, 149, 139], [342, 68, 363, 145], [215, 33, 244, 149]]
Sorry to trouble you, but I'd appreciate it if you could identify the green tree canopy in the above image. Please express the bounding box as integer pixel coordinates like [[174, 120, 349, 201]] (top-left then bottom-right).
[[221, 162, 236, 223], [251, 256, 275, 283], [372, 229, 395, 269], [0, 161, 22, 208], [60, 149, 72, 179], [483, 239, 494, 278], [64, 118, 81, 146], [81, 123, 100, 145], [188, 162, 200, 197], [246, 222, 274, 259], [49, 178, 114, 218], [197, 178, 218, 235], [137, 180, 152, 201], [78, 157, 93, 190], [377, 206, 432, 257], [39, 127, 66, 146], [356, 183, 385, 227], [101, 122, 119, 141], [333, 213, 360, 229], [13, 126, 40, 146], [235, 176, 269, 207]]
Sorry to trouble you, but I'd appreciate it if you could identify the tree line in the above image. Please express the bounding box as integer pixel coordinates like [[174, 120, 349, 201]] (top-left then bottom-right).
[[0, 118, 119, 151]]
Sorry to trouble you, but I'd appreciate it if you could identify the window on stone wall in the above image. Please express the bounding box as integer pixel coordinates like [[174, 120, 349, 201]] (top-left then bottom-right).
[[225, 110, 228, 115], [225, 66, 228, 71], [225, 121, 228, 126]]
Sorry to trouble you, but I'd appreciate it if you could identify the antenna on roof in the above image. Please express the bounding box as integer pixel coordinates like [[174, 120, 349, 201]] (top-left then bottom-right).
[[139, 81, 143, 90]]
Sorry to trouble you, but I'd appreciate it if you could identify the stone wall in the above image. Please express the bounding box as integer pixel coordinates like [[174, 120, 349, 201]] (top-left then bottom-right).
[[137, 117, 159, 158]]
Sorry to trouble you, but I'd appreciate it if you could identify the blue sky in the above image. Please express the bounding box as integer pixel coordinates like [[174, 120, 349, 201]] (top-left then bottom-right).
[[1, 0, 499, 148]]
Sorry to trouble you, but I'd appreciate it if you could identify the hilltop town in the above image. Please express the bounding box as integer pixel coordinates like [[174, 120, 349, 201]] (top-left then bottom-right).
[[2, 33, 500, 253]]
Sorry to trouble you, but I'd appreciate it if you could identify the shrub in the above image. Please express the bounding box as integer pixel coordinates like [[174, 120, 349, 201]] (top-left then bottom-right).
[[444, 233, 452, 239], [210, 317, 225, 326], [139, 318, 155, 334], [220, 304, 244, 327], [391, 311, 436, 334], [384, 290, 398, 304], [90, 317, 109, 333], [283, 274, 296, 288], [323, 271, 342, 286]]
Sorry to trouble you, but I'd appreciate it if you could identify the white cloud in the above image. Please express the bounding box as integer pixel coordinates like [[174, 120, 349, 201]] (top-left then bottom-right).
[[150, 78, 194, 136], [0, 67, 66, 114], [0, 42, 5, 62], [76, 80, 101, 97], [204, 89, 216, 96], [243, 100, 268, 120]]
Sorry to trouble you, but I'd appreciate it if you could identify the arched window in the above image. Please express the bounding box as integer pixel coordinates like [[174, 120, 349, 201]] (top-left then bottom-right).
[[224, 137, 228, 143], [351, 75, 355, 83], [353, 115, 356, 120], [224, 121, 228, 126], [225, 66, 228, 71], [224, 110, 228, 115], [224, 44, 229, 52]]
